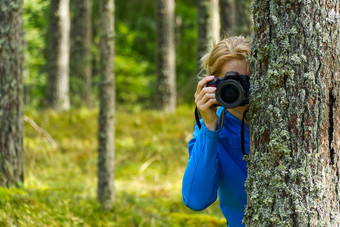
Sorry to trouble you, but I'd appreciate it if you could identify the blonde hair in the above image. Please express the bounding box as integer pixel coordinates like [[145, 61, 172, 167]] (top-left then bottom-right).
[[199, 36, 251, 78]]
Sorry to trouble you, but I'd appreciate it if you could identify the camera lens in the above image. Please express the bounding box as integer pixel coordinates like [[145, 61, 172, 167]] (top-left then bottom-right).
[[216, 80, 245, 108], [221, 85, 239, 103]]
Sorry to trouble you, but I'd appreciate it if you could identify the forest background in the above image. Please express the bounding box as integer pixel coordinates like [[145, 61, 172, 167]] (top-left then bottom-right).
[[24, 0, 251, 109], [1, 0, 252, 226]]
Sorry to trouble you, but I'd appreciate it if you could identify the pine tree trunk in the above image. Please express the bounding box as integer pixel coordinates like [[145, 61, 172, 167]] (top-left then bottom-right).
[[46, 0, 70, 110], [234, 0, 252, 36], [0, 0, 24, 187], [70, 0, 93, 107], [244, 1, 340, 226], [97, 0, 115, 210], [156, 0, 176, 112], [197, 0, 220, 73], [219, 0, 236, 37]]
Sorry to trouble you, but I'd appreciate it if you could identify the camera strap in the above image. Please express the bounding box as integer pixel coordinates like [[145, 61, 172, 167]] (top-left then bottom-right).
[[196, 106, 248, 156], [195, 107, 225, 132], [195, 106, 202, 129], [241, 107, 249, 156]]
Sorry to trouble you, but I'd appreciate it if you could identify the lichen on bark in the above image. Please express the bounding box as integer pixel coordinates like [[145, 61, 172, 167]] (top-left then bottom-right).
[[244, 0, 340, 226]]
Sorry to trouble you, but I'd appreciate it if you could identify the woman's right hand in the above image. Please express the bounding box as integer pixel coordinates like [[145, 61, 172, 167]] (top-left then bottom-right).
[[194, 75, 219, 131]]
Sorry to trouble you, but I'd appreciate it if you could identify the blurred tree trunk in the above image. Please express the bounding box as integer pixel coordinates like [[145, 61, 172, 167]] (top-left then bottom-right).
[[97, 0, 115, 210], [245, 1, 340, 226], [46, 0, 71, 110], [197, 0, 220, 74], [234, 0, 252, 36], [70, 0, 93, 107], [0, 0, 24, 187], [219, 0, 235, 37], [156, 0, 176, 112]]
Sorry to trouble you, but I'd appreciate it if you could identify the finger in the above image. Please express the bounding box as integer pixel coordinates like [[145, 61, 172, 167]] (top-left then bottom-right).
[[196, 91, 216, 106], [194, 76, 215, 98], [195, 86, 216, 104], [198, 98, 218, 111], [196, 76, 215, 94], [196, 90, 217, 108]]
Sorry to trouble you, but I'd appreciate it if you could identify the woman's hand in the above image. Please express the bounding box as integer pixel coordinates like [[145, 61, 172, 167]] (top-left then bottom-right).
[[194, 76, 218, 131]]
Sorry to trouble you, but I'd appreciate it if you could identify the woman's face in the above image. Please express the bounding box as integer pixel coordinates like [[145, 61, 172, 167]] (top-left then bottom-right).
[[217, 59, 250, 78]]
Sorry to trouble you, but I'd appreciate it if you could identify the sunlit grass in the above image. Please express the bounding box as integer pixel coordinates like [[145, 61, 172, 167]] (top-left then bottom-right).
[[1, 105, 226, 226]]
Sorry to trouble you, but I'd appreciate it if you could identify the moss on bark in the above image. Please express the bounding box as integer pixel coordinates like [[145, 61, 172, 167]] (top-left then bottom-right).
[[244, 1, 340, 226]]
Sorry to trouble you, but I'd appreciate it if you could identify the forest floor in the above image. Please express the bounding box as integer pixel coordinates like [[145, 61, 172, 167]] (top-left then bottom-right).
[[0, 105, 226, 226]]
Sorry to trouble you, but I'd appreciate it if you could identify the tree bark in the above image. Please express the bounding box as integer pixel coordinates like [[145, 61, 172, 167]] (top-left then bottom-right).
[[46, 0, 71, 110], [245, 1, 340, 226], [197, 0, 220, 74], [0, 0, 24, 187], [70, 0, 93, 107], [156, 0, 176, 112], [97, 0, 115, 210]]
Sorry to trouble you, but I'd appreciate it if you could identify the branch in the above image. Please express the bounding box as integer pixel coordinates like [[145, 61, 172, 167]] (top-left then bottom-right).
[[24, 116, 58, 148]]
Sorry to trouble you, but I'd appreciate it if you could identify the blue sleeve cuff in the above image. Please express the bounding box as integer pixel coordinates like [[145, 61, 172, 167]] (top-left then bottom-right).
[[201, 122, 219, 139]]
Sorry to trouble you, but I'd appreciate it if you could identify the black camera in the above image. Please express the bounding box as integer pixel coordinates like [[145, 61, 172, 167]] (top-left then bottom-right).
[[206, 71, 250, 108]]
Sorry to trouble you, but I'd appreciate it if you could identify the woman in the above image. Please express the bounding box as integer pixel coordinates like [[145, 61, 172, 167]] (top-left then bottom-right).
[[182, 36, 251, 227]]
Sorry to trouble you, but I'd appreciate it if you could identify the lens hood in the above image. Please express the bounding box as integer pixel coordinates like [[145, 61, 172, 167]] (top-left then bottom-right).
[[216, 80, 245, 108]]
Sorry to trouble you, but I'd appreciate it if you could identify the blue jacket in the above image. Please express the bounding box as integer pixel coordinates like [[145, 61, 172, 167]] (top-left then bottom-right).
[[182, 107, 249, 227]]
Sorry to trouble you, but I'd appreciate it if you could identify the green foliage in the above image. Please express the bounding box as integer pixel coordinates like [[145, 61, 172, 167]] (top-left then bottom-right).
[[114, 23, 155, 110], [175, 0, 198, 103], [23, 0, 49, 107], [23, 0, 200, 109], [115, 0, 157, 63], [1, 106, 226, 226], [114, 0, 198, 107], [22, 0, 252, 108]]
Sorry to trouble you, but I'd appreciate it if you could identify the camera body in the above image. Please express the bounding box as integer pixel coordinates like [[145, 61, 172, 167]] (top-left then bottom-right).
[[206, 71, 250, 108]]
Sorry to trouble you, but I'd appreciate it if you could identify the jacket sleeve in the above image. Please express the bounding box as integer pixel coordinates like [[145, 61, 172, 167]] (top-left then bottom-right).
[[182, 119, 221, 211]]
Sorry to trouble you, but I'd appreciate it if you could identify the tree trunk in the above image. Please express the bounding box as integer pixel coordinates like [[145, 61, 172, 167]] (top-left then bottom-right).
[[234, 0, 252, 36], [156, 0, 176, 112], [219, 0, 236, 37], [70, 0, 93, 107], [46, 0, 70, 111], [97, 0, 115, 210], [245, 1, 340, 226], [0, 0, 24, 187], [197, 0, 220, 74]]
